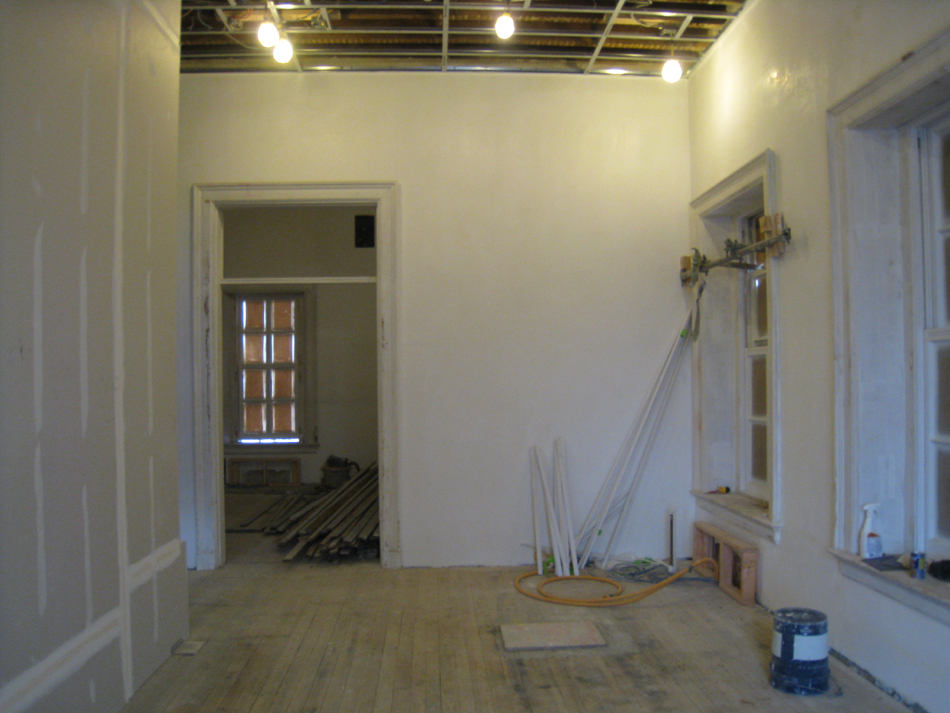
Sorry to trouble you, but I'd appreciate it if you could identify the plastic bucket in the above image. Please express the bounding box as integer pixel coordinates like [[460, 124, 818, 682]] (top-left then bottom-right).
[[321, 465, 353, 488], [769, 608, 829, 695]]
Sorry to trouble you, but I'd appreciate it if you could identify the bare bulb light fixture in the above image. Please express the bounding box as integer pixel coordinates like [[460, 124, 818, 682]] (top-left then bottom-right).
[[661, 58, 682, 82], [495, 11, 514, 39], [273, 36, 294, 63], [258, 20, 279, 48]]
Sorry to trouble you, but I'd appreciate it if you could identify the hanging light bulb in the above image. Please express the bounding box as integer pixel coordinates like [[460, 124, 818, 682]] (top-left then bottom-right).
[[273, 36, 294, 63], [258, 20, 280, 48], [495, 12, 514, 39], [661, 58, 682, 83]]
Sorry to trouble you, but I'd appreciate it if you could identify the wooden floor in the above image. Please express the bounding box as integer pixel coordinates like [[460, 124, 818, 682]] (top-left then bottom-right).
[[123, 531, 907, 713]]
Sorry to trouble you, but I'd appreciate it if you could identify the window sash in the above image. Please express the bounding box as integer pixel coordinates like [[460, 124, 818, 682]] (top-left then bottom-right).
[[923, 123, 950, 557], [738, 213, 771, 501], [237, 295, 302, 444]]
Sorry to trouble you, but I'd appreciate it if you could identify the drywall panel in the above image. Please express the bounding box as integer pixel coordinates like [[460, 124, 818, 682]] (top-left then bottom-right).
[[178, 72, 693, 567], [122, 0, 184, 567], [687, 2, 950, 711], [0, 1, 186, 711], [27, 640, 127, 713]]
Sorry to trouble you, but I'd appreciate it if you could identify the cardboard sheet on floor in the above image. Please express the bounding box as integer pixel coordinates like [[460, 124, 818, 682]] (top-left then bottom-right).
[[501, 621, 606, 651]]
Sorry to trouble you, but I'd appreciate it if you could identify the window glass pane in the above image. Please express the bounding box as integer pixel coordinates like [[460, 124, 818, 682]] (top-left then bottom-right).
[[939, 449, 950, 539], [750, 356, 767, 417], [938, 345, 950, 436], [943, 235, 950, 325], [272, 299, 295, 330], [272, 334, 295, 364], [242, 299, 265, 330], [242, 335, 265, 364], [748, 273, 768, 345], [243, 369, 265, 400], [272, 403, 296, 433], [272, 369, 295, 399], [751, 423, 768, 482], [942, 133, 950, 224], [755, 274, 768, 339], [243, 403, 266, 434]]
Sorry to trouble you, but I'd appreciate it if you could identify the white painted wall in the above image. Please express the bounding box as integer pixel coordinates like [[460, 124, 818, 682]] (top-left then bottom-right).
[[0, 2, 188, 712], [688, 2, 950, 711], [178, 72, 693, 568]]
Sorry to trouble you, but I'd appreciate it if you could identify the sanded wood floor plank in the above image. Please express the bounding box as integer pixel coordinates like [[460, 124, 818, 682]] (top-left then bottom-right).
[[302, 570, 370, 712], [475, 571, 533, 713], [338, 570, 394, 713], [259, 566, 360, 713], [366, 567, 410, 713], [122, 537, 917, 713]]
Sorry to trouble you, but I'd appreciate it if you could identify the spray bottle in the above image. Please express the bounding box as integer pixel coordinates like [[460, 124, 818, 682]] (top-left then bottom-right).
[[859, 503, 882, 559]]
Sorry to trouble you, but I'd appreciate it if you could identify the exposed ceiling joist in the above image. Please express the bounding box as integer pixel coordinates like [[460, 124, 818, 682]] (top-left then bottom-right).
[[180, 0, 745, 76]]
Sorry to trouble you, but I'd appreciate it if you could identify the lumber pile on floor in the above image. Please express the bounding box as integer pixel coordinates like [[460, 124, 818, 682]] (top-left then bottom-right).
[[272, 462, 380, 562], [226, 462, 380, 562]]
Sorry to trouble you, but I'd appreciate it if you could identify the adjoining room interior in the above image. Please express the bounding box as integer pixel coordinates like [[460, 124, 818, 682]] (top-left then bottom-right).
[[218, 204, 381, 564], [4, 2, 950, 713]]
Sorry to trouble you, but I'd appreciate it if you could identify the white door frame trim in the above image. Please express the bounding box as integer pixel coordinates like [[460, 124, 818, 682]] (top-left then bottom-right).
[[189, 182, 400, 569]]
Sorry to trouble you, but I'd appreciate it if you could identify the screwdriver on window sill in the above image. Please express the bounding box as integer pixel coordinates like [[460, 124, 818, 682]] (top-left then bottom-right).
[[706, 486, 731, 494]]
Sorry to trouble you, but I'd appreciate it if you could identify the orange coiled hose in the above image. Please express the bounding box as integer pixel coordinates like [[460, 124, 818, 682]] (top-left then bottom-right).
[[514, 557, 719, 607]]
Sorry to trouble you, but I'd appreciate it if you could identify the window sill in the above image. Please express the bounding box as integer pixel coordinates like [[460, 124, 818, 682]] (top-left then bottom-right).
[[830, 549, 950, 626], [224, 443, 321, 456], [692, 490, 782, 544]]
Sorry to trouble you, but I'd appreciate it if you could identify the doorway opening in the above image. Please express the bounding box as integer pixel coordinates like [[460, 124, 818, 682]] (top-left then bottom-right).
[[187, 184, 399, 570]]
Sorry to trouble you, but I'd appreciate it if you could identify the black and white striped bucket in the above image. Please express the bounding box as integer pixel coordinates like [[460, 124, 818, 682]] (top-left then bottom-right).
[[769, 608, 829, 695]]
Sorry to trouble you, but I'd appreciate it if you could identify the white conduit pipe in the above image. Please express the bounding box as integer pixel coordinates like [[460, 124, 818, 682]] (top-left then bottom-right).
[[554, 437, 579, 576], [576, 314, 692, 569], [575, 317, 686, 557], [591, 319, 690, 566], [532, 446, 564, 577], [598, 331, 687, 567], [531, 451, 543, 576], [585, 327, 688, 569], [578, 314, 689, 552]]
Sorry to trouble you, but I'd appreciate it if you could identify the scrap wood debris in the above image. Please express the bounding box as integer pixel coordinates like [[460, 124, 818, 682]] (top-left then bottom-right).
[[229, 462, 380, 562]]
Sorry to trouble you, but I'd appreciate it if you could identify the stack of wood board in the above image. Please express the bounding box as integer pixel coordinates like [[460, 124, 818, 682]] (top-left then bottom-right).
[[272, 462, 380, 562]]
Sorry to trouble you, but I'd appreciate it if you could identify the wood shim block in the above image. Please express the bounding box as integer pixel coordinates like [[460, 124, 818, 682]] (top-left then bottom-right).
[[693, 521, 759, 606], [501, 622, 606, 651], [173, 639, 205, 656]]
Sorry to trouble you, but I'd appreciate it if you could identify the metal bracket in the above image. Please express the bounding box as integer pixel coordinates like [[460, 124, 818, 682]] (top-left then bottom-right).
[[680, 226, 791, 286]]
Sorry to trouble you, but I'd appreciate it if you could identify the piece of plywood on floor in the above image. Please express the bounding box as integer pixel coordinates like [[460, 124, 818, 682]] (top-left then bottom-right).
[[172, 639, 206, 656], [500, 621, 606, 651]]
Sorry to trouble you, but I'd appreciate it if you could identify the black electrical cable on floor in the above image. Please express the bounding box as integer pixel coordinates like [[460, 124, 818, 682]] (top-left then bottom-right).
[[607, 560, 718, 585]]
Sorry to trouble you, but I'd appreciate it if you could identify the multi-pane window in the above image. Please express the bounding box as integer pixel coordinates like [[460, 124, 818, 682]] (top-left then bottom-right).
[[925, 125, 950, 556], [237, 295, 300, 444], [741, 213, 770, 501]]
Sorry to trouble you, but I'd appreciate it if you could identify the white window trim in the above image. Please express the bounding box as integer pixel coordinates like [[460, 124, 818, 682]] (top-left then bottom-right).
[[829, 27, 950, 619], [690, 150, 783, 543]]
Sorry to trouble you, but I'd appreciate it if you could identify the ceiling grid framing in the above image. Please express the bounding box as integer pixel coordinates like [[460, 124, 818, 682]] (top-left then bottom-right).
[[584, 0, 629, 74], [442, 0, 451, 70], [180, 0, 745, 76]]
